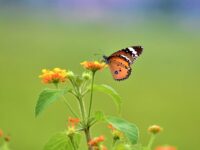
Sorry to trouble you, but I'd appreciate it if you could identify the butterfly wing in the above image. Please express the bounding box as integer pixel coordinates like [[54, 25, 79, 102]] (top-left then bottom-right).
[[107, 55, 132, 81], [111, 46, 143, 64]]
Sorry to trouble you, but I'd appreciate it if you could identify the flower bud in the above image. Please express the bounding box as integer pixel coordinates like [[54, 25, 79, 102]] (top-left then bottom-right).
[[82, 72, 91, 80], [75, 76, 84, 86], [66, 71, 75, 80], [148, 125, 162, 134]]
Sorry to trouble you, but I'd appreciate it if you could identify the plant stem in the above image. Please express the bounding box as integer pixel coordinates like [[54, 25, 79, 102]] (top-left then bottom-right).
[[78, 96, 87, 123], [62, 96, 79, 118], [78, 96, 92, 150], [69, 135, 77, 150], [69, 75, 93, 150], [84, 127, 92, 150], [88, 71, 95, 119], [147, 134, 156, 150], [54, 84, 79, 118]]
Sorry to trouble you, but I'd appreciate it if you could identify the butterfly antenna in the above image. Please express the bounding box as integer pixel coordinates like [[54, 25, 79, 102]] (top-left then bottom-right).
[[93, 50, 104, 61]]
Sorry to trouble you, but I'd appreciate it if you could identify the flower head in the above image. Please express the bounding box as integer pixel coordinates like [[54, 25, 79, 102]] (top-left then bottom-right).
[[81, 61, 107, 72], [148, 125, 163, 134], [155, 146, 177, 150], [39, 68, 67, 84], [108, 124, 123, 140], [67, 117, 80, 135], [0, 129, 3, 137], [88, 135, 105, 147], [68, 117, 80, 127]]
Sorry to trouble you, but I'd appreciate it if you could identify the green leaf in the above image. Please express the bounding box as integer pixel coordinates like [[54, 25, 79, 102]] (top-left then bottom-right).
[[113, 143, 132, 150], [43, 132, 81, 150], [35, 88, 65, 117], [93, 84, 122, 112], [106, 116, 139, 145], [95, 111, 105, 121]]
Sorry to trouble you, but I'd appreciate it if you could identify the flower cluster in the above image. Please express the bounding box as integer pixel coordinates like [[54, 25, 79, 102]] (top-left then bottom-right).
[[148, 125, 163, 134], [68, 117, 80, 128], [108, 124, 123, 141], [88, 135, 107, 150], [67, 117, 80, 135], [39, 68, 67, 84], [81, 61, 107, 72]]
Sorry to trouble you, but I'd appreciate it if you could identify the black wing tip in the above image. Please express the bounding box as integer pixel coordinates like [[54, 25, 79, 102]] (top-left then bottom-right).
[[131, 46, 143, 55]]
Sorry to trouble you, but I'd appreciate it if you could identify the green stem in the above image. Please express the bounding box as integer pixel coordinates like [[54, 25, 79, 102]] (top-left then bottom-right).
[[68, 75, 93, 150], [62, 96, 79, 118], [69, 135, 77, 150], [78, 96, 87, 123], [54, 84, 79, 118], [84, 127, 92, 150], [78, 96, 92, 150], [88, 71, 95, 119], [147, 134, 156, 150]]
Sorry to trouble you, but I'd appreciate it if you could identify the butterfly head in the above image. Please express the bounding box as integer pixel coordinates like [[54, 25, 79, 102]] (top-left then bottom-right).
[[102, 55, 109, 64]]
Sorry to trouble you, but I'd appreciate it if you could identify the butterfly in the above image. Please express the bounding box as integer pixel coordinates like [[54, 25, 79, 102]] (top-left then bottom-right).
[[103, 46, 143, 81]]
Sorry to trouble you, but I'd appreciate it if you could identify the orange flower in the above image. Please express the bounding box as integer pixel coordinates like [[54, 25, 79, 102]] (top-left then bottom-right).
[[108, 124, 115, 131], [88, 135, 105, 146], [148, 125, 163, 134], [0, 129, 3, 137], [67, 117, 80, 135], [39, 68, 67, 84], [108, 124, 123, 140], [155, 146, 177, 150], [68, 117, 80, 127], [81, 61, 107, 72]]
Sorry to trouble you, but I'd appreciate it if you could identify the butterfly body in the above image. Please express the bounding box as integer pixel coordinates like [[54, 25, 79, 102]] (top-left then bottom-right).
[[103, 46, 143, 81]]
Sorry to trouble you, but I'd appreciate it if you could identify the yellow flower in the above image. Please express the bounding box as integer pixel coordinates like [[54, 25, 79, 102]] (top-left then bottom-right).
[[148, 125, 163, 134], [81, 61, 107, 72], [39, 68, 67, 84]]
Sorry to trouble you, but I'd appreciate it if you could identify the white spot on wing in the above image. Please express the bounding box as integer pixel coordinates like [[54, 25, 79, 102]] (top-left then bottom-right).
[[120, 55, 132, 64], [128, 47, 138, 57]]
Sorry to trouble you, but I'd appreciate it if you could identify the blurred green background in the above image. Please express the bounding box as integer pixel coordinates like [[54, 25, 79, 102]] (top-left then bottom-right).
[[0, 1, 200, 150]]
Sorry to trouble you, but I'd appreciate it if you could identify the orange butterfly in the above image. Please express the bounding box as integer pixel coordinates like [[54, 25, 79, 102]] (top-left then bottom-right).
[[103, 46, 143, 81]]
